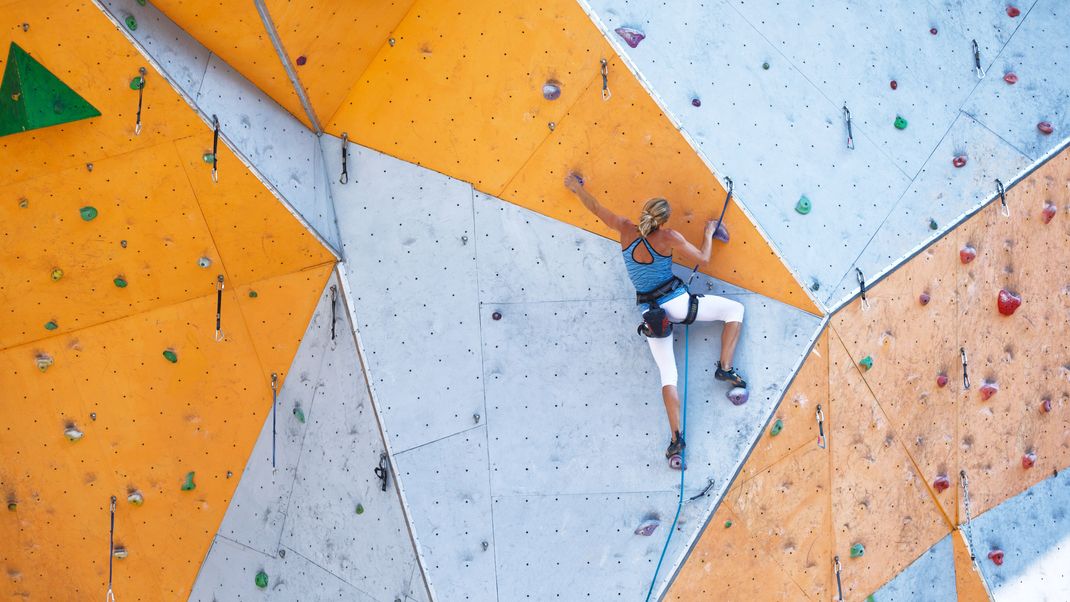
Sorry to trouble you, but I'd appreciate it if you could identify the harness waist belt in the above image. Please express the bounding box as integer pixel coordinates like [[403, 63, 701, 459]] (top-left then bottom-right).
[[636, 276, 684, 305]]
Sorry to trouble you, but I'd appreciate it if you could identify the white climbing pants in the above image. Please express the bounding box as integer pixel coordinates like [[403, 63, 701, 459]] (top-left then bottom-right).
[[646, 293, 744, 387]]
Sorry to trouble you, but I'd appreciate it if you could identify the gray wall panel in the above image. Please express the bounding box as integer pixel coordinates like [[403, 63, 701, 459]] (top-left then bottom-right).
[[870, 535, 958, 601]]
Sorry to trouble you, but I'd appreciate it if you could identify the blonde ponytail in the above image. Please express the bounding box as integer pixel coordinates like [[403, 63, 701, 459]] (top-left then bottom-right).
[[638, 198, 671, 237]]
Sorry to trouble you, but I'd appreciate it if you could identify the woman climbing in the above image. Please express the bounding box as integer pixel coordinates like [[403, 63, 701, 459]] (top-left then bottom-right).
[[564, 173, 746, 462]]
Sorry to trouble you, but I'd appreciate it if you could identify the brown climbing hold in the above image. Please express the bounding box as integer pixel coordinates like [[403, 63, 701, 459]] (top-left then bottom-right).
[[997, 289, 1022, 315], [980, 381, 999, 401], [890, 80, 898, 90], [1041, 398, 1052, 413], [953, 155, 967, 168], [1042, 201, 1057, 224], [988, 549, 1005, 566], [936, 373, 949, 388], [933, 475, 950, 493], [1022, 451, 1036, 468], [919, 292, 931, 305], [1006, 6, 1021, 17], [960, 245, 976, 264], [1003, 72, 1018, 84], [1037, 121, 1054, 135]]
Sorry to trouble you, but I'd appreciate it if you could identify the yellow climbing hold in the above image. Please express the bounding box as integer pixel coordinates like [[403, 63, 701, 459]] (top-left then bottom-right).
[[50, 268, 63, 281]]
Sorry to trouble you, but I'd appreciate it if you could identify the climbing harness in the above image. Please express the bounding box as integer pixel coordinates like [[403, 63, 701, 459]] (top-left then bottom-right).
[[816, 404, 826, 449], [687, 478, 715, 502], [330, 285, 338, 341], [270, 373, 278, 469], [107, 495, 117, 602], [645, 325, 691, 602], [971, 39, 985, 79], [375, 452, 389, 492], [960, 470, 976, 560], [842, 104, 855, 150], [210, 115, 220, 183], [855, 268, 870, 311], [339, 133, 349, 184], [133, 67, 146, 136], [600, 58, 611, 101], [996, 179, 1009, 217], [214, 275, 224, 342], [833, 555, 844, 601], [960, 347, 970, 389]]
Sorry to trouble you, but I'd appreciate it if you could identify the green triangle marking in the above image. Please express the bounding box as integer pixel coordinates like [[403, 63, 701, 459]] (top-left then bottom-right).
[[0, 42, 101, 137]]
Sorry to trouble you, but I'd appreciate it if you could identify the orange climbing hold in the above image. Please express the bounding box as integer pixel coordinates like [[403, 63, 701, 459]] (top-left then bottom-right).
[[979, 381, 999, 401], [1022, 451, 1037, 468], [1003, 72, 1018, 84]]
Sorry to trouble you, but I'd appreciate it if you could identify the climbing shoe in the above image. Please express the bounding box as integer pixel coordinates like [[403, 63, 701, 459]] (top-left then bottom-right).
[[715, 362, 747, 388], [665, 431, 686, 459]]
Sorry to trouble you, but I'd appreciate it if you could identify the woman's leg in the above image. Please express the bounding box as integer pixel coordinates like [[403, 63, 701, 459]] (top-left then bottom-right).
[[663, 293, 745, 374], [646, 333, 681, 435]]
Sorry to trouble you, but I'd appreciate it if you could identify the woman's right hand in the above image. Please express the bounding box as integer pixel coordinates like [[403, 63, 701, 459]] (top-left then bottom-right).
[[564, 172, 584, 193], [704, 219, 718, 239]]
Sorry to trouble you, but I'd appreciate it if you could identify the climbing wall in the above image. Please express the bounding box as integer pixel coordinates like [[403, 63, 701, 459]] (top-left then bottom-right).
[[0, 1, 335, 598], [325, 138, 822, 599], [580, 0, 1069, 311]]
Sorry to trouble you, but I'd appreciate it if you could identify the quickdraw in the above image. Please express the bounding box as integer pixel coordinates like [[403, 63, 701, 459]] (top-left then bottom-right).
[[972, 39, 985, 79], [107, 495, 117, 602], [856, 268, 870, 311], [375, 452, 389, 492], [843, 104, 855, 150], [133, 67, 146, 136], [330, 285, 338, 341], [960, 347, 970, 389], [960, 470, 976, 560], [816, 404, 826, 449], [996, 179, 1009, 217], [214, 275, 225, 342], [687, 478, 716, 502], [834, 555, 844, 601], [210, 115, 220, 183], [339, 133, 349, 184], [600, 58, 612, 101], [271, 373, 278, 469]]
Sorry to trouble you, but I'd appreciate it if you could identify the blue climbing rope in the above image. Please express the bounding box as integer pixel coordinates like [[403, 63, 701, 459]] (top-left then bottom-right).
[[645, 325, 689, 602]]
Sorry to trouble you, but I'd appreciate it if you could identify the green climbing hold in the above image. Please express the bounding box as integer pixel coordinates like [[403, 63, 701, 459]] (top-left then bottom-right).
[[866, 596, 875, 602], [795, 195, 812, 215], [180, 471, 195, 491], [770, 418, 783, 437], [893, 115, 908, 130], [762, 62, 770, 70], [35, 354, 53, 372], [929, 218, 938, 230], [724, 520, 733, 528], [162, 349, 178, 363], [859, 356, 873, 371], [44, 320, 57, 331], [355, 503, 364, 515], [7, 502, 15, 511], [0, 43, 102, 137], [114, 276, 127, 288], [293, 406, 305, 423], [850, 543, 865, 558], [124, 15, 138, 31], [810, 280, 820, 292], [50, 268, 63, 281], [79, 206, 98, 221], [129, 76, 144, 91], [202, 152, 215, 164], [136, 0, 147, 6], [255, 570, 268, 589], [127, 491, 144, 506], [248, 290, 258, 298]]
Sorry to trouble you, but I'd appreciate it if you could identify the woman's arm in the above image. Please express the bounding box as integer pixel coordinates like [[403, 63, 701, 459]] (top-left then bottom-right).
[[668, 221, 717, 265], [564, 173, 630, 233]]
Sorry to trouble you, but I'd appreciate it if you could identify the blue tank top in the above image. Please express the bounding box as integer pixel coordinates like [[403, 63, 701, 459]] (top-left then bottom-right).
[[622, 237, 686, 304]]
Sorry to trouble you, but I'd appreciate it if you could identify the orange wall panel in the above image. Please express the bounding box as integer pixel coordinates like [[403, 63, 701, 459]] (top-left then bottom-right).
[[952, 530, 992, 602]]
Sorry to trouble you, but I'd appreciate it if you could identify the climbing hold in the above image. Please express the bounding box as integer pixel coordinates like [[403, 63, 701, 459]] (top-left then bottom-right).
[[761, 62, 770, 70], [295, 55, 307, 66], [691, 98, 701, 107], [202, 152, 215, 164], [858, 356, 873, 371], [614, 27, 645, 48], [930, 27, 938, 35], [795, 195, 812, 215], [162, 349, 178, 363], [1006, 5, 1021, 17], [50, 268, 63, 281], [1037, 121, 1054, 135], [79, 206, 98, 221], [1041, 398, 1052, 413], [1003, 72, 1018, 84], [929, 218, 938, 230], [634, 518, 660, 536], [894, 115, 908, 130], [959, 245, 976, 264], [355, 503, 364, 515], [44, 321, 57, 331], [293, 406, 305, 423], [64, 426, 83, 441], [953, 155, 967, 168], [713, 222, 730, 243], [127, 491, 144, 506], [1042, 201, 1057, 224], [255, 570, 268, 589], [248, 290, 258, 298], [727, 387, 749, 406], [124, 14, 137, 31], [181, 472, 196, 491], [936, 373, 949, 388], [769, 418, 783, 437], [810, 279, 820, 292], [35, 353, 53, 372], [890, 80, 898, 90], [226, 470, 233, 478], [129, 75, 144, 91], [850, 543, 865, 558], [492, 311, 502, 321], [724, 520, 733, 528], [120, 240, 127, 248], [112, 546, 128, 560], [113, 276, 127, 288], [197, 256, 212, 268], [997, 289, 1022, 315], [7, 502, 15, 511], [933, 475, 950, 493], [919, 293, 931, 306], [542, 81, 561, 101], [988, 549, 1004, 566], [547, 121, 555, 131], [89, 412, 96, 421], [979, 381, 999, 401], [1022, 451, 1037, 468], [18, 198, 28, 208]]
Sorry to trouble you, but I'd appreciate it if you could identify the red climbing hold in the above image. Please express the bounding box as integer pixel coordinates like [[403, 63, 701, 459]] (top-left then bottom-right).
[[988, 549, 1005, 566], [614, 27, 645, 49], [953, 155, 967, 168], [890, 80, 898, 90], [936, 373, 949, 388], [1006, 6, 1021, 17], [960, 245, 976, 264], [1022, 451, 1037, 468], [980, 381, 999, 401], [933, 475, 950, 493], [1003, 72, 1018, 84], [997, 289, 1022, 316], [1042, 201, 1057, 224], [1037, 121, 1054, 135], [930, 27, 938, 35], [295, 55, 307, 66], [1041, 398, 1053, 413], [919, 292, 931, 305]]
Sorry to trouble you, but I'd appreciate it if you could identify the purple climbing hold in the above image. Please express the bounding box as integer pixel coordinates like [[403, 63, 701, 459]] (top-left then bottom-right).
[[727, 387, 749, 406], [542, 81, 562, 101], [295, 55, 307, 66], [635, 518, 660, 536], [691, 98, 701, 107], [614, 26, 646, 49], [713, 222, 730, 243]]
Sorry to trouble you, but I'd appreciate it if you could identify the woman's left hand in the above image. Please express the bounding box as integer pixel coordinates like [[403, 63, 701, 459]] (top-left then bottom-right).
[[564, 172, 585, 193]]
